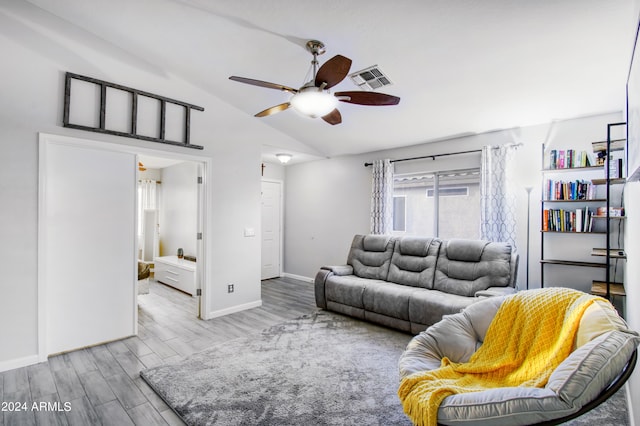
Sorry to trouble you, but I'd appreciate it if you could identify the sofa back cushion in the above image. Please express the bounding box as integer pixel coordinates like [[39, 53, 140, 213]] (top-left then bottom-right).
[[387, 237, 441, 288], [347, 234, 395, 280], [434, 239, 513, 297]]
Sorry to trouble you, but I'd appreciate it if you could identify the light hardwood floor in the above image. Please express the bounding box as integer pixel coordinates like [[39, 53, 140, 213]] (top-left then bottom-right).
[[1, 277, 316, 426]]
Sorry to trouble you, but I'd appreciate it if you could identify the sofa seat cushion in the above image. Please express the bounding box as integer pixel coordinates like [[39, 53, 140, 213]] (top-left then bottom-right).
[[363, 282, 419, 321], [325, 275, 387, 309], [387, 237, 441, 289], [408, 289, 478, 329], [434, 239, 513, 297]]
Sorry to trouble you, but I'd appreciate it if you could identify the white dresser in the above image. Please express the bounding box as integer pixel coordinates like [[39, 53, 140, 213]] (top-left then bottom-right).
[[154, 256, 196, 296]]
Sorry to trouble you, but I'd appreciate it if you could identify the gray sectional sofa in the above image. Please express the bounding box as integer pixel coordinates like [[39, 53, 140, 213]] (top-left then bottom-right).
[[314, 234, 519, 334]]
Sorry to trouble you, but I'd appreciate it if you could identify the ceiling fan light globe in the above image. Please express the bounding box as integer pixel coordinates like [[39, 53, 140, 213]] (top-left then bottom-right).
[[290, 89, 338, 118]]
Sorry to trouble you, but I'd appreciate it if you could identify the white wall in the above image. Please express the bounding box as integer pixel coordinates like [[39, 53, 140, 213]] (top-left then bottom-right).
[[139, 167, 161, 181], [262, 161, 286, 181], [0, 3, 280, 370], [284, 112, 623, 290], [624, 4, 640, 423], [625, 182, 640, 426], [159, 161, 198, 258]]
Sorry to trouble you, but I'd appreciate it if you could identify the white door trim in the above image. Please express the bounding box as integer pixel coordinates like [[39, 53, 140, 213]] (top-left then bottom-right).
[[38, 132, 212, 360], [261, 178, 284, 278]]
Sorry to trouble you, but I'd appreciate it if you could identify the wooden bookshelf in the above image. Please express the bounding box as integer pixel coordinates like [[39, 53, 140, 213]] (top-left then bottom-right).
[[540, 259, 606, 268], [540, 231, 606, 234], [541, 166, 601, 172], [591, 178, 626, 185], [591, 248, 627, 259], [591, 281, 626, 297], [541, 199, 606, 203]]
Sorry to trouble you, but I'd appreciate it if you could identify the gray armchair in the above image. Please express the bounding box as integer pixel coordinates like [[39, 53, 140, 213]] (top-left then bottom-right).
[[398, 291, 639, 425]]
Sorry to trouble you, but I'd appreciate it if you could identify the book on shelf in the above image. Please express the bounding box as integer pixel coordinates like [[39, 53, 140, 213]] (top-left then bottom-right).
[[608, 157, 624, 179], [547, 149, 594, 169], [543, 207, 592, 232], [543, 179, 596, 201]]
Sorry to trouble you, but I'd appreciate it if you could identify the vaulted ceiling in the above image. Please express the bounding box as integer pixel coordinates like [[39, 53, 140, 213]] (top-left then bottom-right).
[[11, 0, 639, 162]]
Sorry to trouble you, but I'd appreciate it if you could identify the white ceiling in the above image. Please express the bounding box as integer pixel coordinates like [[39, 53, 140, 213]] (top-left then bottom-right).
[[15, 0, 639, 163]]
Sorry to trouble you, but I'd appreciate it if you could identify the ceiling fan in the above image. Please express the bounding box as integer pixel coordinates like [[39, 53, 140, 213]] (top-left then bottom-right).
[[229, 40, 400, 125]]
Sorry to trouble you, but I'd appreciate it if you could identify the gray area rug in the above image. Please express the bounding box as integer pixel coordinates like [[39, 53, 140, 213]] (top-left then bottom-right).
[[141, 310, 414, 425], [141, 310, 629, 426]]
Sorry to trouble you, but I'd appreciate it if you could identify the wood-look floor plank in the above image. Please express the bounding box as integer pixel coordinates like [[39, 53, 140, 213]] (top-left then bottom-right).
[[88, 345, 125, 379], [50, 367, 85, 402], [26, 363, 57, 400], [111, 349, 146, 379], [66, 349, 98, 376], [158, 408, 185, 426], [94, 400, 135, 426], [140, 336, 179, 360], [127, 402, 169, 426], [104, 373, 146, 410], [3, 367, 29, 395], [78, 370, 117, 407], [2, 388, 34, 426], [31, 393, 69, 426], [132, 377, 171, 414], [138, 352, 164, 369], [64, 396, 100, 426], [122, 337, 154, 358]]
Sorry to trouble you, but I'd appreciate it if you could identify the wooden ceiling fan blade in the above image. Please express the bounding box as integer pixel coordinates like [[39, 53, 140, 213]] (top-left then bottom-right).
[[315, 55, 352, 89], [255, 102, 291, 117], [229, 76, 298, 94], [322, 108, 342, 125], [335, 91, 400, 106]]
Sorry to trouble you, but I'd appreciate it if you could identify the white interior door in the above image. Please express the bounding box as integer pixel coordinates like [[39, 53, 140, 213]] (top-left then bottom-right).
[[261, 180, 281, 280], [41, 139, 136, 355]]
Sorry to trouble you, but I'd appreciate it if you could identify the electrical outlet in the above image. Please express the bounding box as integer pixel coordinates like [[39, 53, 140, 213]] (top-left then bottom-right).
[[228, 284, 234, 293]]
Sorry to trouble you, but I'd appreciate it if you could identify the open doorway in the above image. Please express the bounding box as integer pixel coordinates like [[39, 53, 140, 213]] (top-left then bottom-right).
[[136, 154, 203, 318], [38, 133, 210, 359]]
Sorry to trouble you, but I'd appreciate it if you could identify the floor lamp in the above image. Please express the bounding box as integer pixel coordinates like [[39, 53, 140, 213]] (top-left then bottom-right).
[[524, 186, 533, 290]]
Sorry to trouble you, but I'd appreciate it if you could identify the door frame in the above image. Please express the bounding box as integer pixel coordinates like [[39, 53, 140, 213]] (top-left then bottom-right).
[[261, 178, 284, 279], [38, 132, 212, 360]]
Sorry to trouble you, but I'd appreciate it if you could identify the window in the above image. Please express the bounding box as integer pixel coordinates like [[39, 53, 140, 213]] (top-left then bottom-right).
[[393, 168, 480, 239], [426, 187, 468, 197], [393, 195, 406, 232]]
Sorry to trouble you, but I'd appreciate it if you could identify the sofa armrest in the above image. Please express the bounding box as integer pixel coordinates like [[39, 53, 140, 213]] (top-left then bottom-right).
[[321, 265, 353, 276], [475, 286, 517, 298]]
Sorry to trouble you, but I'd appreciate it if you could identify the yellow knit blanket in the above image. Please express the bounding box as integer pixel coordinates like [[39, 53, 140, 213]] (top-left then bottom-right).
[[398, 288, 601, 426]]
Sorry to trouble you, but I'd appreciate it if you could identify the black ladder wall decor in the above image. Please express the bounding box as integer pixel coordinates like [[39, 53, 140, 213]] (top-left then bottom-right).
[[63, 72, 205, 149]]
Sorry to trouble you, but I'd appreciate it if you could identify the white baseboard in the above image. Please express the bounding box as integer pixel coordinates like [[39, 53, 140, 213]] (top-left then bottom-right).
[[282, 272, 314, 283], [206, 300, 262, 320], [0, 354, 40, 373]]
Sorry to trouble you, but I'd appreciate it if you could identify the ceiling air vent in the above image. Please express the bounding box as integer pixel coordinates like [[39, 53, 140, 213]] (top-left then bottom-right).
[[349, 65, 393, 91]]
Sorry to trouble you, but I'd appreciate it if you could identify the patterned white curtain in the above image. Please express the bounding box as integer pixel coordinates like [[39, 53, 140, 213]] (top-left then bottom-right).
[[370, 159, 394, 234], [480, 145, 517, 249]]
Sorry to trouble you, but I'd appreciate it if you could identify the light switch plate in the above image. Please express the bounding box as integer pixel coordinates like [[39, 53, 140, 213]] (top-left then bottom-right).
[[244, 227, 255, 237]]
